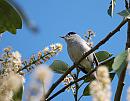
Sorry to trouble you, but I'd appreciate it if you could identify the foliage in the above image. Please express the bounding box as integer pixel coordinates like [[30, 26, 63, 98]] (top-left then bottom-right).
[[0, 0, 22, 34], [83, 84, 90, 96], [50, 60, 69, 74], [118, 8, 130, 19], [95, 51, 112, 62], [112, 51, 128, 77]]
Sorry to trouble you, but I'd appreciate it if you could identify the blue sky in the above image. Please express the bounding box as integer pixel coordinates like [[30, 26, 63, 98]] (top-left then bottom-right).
[[0, 0, 130, 101]]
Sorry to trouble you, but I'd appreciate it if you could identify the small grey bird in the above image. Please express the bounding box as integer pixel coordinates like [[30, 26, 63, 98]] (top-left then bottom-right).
[[61, 32, 98, 74]]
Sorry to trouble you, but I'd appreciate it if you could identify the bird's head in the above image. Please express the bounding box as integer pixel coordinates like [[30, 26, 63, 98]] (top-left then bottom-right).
[[60, 32, 81, 43]]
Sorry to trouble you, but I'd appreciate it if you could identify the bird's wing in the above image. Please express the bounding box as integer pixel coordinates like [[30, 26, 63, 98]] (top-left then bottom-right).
[[84, 40, 99, 67]]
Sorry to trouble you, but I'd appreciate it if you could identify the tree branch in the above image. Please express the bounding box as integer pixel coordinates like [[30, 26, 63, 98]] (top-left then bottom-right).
[[45, 18, 128, 100], [114, 19, 130, 101], [47, 56, 116, 100], [46, 68, 96, 101]]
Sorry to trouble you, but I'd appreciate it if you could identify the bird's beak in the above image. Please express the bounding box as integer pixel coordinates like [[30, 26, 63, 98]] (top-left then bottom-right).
[[59, 36, 65, 38]]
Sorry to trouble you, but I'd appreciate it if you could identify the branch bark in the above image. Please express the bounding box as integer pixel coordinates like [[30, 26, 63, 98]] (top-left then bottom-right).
[[114, 20, 130, 101], [45, 18, 128, 100], [47, 57, 114, 100]]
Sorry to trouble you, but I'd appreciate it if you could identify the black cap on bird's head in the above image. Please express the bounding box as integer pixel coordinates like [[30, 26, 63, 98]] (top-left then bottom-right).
[[60, 32, 82, 43], [60, 32, 77, 38], [67, 32, 76, 36]]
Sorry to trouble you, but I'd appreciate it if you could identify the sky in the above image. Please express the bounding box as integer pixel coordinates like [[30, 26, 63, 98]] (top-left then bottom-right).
[[0, 0, 130, 101]]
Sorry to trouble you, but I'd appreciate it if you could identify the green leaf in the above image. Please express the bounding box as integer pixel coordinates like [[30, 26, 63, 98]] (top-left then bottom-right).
[[50, 60, 69, 74], [107, 0, 116, 17], [118, 9, 130, 17], [95, 51, 112, 62], [0, 0, 22, 34], [83, 84, 90, 96], [13, 85, 23, 101], [7, 0, 38, 32], [112, 51, 128, 77], [101, 57, 115, 71], [118, 9, 130, 19]]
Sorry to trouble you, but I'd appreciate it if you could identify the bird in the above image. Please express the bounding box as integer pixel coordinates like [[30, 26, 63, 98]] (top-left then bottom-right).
[[61, 32, 98, 74]]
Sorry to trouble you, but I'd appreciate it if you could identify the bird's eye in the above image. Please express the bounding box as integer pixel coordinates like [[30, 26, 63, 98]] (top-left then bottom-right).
[[67, 32, 76, 36]]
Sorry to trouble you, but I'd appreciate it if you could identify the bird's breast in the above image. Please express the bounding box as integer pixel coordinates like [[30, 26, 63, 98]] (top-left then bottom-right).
[[67, 42, 81, 62], [67, 41, 94, 71]]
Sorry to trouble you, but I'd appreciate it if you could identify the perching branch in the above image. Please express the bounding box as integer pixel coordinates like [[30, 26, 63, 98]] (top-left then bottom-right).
[[47, 57, 116, 100], [45, 18, 128, 100], [46, 68, 96, 101]]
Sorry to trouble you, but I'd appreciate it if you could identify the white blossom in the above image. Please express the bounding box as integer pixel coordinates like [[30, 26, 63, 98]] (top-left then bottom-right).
[[50, 44, 56, 50], [62, 75, 76, 94], [43, 47, 49, 55], [11, 51, 22, 72], [34, 65, 53, 90], [90, 66, 111, 101], [0, 50, 25, 101], [25, 64, 53, 101], [55, 43, 63, 51]]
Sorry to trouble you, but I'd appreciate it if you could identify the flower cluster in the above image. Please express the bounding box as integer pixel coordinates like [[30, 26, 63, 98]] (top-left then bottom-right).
[[43, 43, 62, 61], [84, 29, 95, 47], [21, 43, 63, 72], [0, 43, 62, 100], [0, 47, 24, 101], [90, 66, 111, 101], [0, 73, 24, 101], [1, 47, 23, 75], [62, 75, 76, 94]]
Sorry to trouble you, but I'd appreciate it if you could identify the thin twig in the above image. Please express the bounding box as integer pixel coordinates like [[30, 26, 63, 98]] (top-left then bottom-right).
[[78, 95, 83, 101], [70, 72, 78, 101], [45, 18, 128, 100], [73, 69, 80, 101], [78, 81, 85, 89]]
